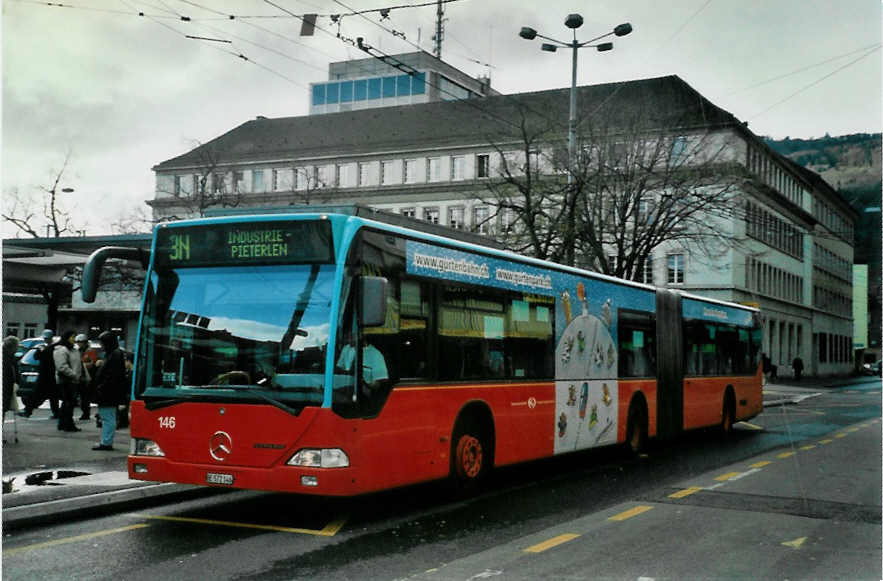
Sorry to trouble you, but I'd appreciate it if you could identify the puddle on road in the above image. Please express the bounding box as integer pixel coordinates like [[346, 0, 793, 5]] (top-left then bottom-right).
[[2, 470, 91, 494]]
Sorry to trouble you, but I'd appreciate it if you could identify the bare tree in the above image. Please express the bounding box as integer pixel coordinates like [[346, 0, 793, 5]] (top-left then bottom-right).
[[2, 152, 78, 238], [154, 142, 244, 220], [478, 97, 748, 282]]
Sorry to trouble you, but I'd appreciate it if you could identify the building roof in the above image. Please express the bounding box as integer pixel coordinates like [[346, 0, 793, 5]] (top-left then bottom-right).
[[154, 75, 741, 170]]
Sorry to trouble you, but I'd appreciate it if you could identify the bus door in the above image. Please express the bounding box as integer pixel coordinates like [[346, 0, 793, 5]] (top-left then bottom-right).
[[655, 289, 684, 440]]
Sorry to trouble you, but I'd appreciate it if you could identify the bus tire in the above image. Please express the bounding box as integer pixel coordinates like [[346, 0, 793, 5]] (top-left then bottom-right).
[[625, 399, 647, 456], [450, 417, 492, 491], [720, 390, 736, 436]]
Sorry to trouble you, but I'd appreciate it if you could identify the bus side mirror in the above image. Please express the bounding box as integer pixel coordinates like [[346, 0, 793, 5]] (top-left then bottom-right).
[[82, 246, 149, 303], [361, 276, 388, 327]]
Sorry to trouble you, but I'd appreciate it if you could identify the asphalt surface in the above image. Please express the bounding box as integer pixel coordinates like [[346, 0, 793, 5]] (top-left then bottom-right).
[[0, 375, 873, 529]]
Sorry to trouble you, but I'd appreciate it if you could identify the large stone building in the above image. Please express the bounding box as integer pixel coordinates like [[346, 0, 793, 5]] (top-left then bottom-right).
[[148, 52, 856, 377]]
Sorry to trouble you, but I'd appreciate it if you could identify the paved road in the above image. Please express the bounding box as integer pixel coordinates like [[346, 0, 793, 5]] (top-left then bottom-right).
[[2, 376, 880, 580]]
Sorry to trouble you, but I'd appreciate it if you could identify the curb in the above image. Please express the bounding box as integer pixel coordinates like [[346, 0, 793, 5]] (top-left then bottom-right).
[[2, 483, 222, 529]]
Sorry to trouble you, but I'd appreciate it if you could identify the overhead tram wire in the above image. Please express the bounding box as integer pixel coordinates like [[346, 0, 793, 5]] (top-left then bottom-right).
[[726, 43, 882, 96], [749, 44, 881, 121]]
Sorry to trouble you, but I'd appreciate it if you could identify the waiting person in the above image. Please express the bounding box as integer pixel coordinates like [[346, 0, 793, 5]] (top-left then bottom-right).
[[20, 330, 61, 419], [792, 356, 804, 382], [91, 332, 127, 450], [53, 331, 85, 432], [3, 336, 20, 415], [75, 334, 94, 420]]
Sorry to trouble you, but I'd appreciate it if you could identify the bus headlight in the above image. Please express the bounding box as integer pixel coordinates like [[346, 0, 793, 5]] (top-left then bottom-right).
[[131, 438, 165, 457], [287, 448, 349, 468]]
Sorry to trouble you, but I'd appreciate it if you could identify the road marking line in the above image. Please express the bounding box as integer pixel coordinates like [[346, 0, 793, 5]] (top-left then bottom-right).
[[750, 461, 772, 468], [777, 451, 795, 458], [834, 433, 847, 438], [3, 524, 149, 556], [608, 505, 654, 521], [714, 471, 741, 481], [669, 486, 702, 499], [818, 439, 833, 444], [737, 421, 764, 430], [847, 427, 859, 432], [130, 513, 346, 536], [781, 536, 808, 549], [799, 445, 816, 451], [523, 533, 580, 553]]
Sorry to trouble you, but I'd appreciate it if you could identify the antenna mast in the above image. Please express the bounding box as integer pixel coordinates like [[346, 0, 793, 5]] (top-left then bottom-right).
[[434, 0, 444, 58]]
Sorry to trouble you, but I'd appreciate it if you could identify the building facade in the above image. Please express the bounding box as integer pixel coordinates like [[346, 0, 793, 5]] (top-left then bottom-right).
[[149, 53, 856, 377]]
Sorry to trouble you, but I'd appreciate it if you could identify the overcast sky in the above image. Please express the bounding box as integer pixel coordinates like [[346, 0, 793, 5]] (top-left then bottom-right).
[[2, 0, 880, 237]]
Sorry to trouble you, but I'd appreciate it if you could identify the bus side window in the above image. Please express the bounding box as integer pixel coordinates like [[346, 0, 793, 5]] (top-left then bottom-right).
[[617, 310, 656, 378]]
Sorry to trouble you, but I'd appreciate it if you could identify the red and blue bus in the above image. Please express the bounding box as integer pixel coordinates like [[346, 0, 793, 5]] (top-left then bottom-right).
[[83, 206, 763, 495]]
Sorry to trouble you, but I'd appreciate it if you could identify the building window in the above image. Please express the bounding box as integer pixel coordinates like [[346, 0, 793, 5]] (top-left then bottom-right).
[[451, 156, 465, 181], [381, 161, 397, 185], [477, 154, 490, 178], [473, 206, 490, 234], [252, 169, 265, 193], [271, 169, 279, 191], [403, 159, 418, 184], [358, 162, 370, 186], [5, 322, 20, 338], [636, 256, 653, 284], [212, 173, 226, 194], [233, 171, 246, 193], [401, 207, 416, 218], [448, 206, 465, 229], [173, 175, 182, 195], [427, 157, 442, 182], [23, 323, 37, 338], [424, 207, 440, 224], [607, 254, 618, 273], [667, 253, 685, 284], [295, 168, 309, 190]]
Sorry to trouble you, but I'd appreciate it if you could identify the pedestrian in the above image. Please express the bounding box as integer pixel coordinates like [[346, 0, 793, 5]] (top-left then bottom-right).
[[91, 331, 127, 450], [75, 334, 94, 420], [3, 336, 20, 415], [53, 330, 85, 432], [792, 356, 804, 382], [28, 330, 61, 419]]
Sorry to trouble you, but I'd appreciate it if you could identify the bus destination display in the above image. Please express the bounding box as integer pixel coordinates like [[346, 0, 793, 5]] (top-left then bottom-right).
[[155, 220, 333, 267]]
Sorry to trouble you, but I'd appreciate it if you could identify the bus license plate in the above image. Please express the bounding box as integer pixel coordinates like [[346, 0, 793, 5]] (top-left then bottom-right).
[[206, 472, 234, 485]]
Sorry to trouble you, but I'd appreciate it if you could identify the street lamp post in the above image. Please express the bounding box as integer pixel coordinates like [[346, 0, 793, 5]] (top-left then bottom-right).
[[519, 16, 632, 184]]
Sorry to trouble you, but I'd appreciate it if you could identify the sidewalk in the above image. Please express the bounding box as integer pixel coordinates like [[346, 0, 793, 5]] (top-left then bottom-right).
[[1, 406, 207, 529], [1, 375, 874, 529]]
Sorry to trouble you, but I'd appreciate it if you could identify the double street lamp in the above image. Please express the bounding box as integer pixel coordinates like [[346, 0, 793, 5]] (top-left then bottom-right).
[[519, 15, 632, 183]]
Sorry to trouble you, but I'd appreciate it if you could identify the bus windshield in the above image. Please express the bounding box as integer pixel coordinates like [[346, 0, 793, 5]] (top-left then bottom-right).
[[136, 263, 336, 406]]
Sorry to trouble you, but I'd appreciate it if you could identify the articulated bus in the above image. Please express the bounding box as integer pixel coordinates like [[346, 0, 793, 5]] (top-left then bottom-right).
[[83, 206, 763, 495]]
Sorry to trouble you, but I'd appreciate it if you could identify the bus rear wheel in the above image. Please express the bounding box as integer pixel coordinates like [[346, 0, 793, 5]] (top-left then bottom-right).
[[720, 394, 736, 435], [625, 402, 647, 456], [451, 423, 490, 490]]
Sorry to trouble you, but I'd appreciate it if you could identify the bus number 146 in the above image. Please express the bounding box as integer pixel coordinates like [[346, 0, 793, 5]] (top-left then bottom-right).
[[159, 416, 176, 429]]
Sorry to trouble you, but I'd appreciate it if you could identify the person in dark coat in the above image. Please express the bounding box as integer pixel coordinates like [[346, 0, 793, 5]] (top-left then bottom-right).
[[92, 331, 128, 450], [792, 356, 804, 382], [20, 330, 61, 418], [3, 336, 20, 414]]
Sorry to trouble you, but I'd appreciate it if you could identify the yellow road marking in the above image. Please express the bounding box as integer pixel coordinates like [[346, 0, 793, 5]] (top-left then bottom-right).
[[777, 451, 795, 458], [782, 536, 808, 549], [524, 533, 580, 553], [834, 433, 847, 438], [3, 524, 149, 556], [847, 427, 859, 432], [737, 421, 764, 430], [131, 513, 346, 536], [714, 471, 741, 481], [818, 439, 833, 444], [669, 486, 702, 499], [750, 461, 772, 468], [608, 505, 654, 521], [799, 445, 816, 451]]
